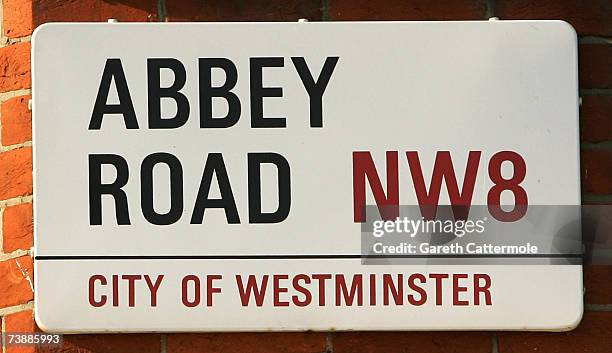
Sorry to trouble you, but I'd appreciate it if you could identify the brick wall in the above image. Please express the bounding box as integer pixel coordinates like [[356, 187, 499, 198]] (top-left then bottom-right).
[[0, 0, 609, 352]]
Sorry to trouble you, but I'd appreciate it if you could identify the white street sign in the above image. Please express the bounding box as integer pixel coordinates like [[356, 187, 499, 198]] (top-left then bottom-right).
[[33, 21, 582, 332]]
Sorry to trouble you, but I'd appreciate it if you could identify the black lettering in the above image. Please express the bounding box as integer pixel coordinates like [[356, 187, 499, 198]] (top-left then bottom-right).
[[291, 56, 339, 128], [199, 58, 241, 128], [89, 59, 139, 130], [248, 153, 291, 223], [250, 57, 285, 128], [141, 153, 184, 225], [147, 58, 190, 129], [88, 154, 131, 225], [191, 153, 240, 224]]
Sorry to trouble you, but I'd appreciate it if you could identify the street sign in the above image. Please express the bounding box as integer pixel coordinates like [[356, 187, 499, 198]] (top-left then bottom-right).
[[33, 21, 582, 332]]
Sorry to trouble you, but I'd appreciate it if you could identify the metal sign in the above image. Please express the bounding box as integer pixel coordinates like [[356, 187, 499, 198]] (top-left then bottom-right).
[[33, 21, 582, 332]]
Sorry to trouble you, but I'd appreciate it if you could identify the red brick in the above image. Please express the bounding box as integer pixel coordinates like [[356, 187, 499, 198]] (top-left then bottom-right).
[[499, 312, 612, 353], [333, 332, 490, 353], [3, 0, 33, 38], [5, 309, 35, 332], [0, 147, 32, 200], [4, 310, 36, 353], [59, 334, 161, 353], [4, 310, 160, 353], [166, 0, 322, 22], [0, 255, 33, 308], [495, 0, 612, 36], [32, 0, 158, 27], [1, 95, 32, 145], [167, 332, 326, 353], [579, 44, 612, 89], [581, 149, 612, 194], [584, 265, 612, 305], [0, 43, 31, 93], [329, 0, 486, 20], [3, 203, 33, 252], [580, 95, 612, 143]]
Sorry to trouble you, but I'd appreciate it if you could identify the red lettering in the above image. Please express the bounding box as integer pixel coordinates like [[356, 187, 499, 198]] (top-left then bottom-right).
[[406, 151, 480, 220], [236, 275, 268, 307], [474, 274, 492, 305], [383, 274, 403, 305], [312, 274, 331, 306], [121, 274, 141, 307], [335, 274, 363, 306], [369, 274, 377, 306], [292, 274, 312, 307], [144, 275, 164, 307], [273, 274, 290, 307], [407, 273, 427, 305], [88, 275, 107, 307], [488, 151, 528, 221], [352, 151, 399, 222], [453, 274, 469, 306], [429, 273, 449, 305], [206, 275, 222, 307], [182, 275, 201, 307], [112, 274, 119, 307]]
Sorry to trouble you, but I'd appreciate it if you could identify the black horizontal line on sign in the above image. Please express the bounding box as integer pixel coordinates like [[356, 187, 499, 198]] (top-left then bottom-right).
[[34, 254, 583, 260]]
